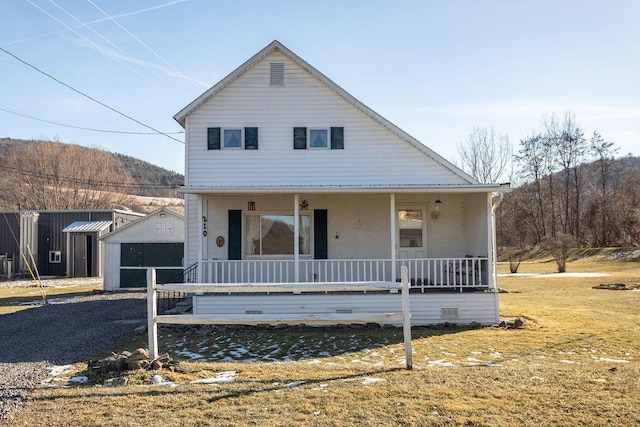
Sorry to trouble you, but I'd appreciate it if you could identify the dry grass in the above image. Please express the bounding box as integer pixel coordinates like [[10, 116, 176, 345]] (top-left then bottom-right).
[[4, 259, 640, 426], [0, 278, 102, 315]]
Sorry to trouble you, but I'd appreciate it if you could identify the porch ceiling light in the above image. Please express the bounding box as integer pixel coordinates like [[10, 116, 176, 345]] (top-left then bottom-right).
[[299, 199, 309, 210]]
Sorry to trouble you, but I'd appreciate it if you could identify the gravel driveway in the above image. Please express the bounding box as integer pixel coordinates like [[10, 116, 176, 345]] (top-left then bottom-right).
[[0, 291, 146, 419]]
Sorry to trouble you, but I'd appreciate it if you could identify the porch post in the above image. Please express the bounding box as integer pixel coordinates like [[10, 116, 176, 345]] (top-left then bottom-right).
[[390, 193, 396, 282], [294, 194, 300, 282], [486, 193, 494, 289], [197, 195, 204, 283]]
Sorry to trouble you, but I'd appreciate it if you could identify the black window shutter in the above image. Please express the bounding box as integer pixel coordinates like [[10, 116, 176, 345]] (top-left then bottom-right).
[[228, 210, 242, 260], [293, 127, 307, 149], [245, 127, 258, 149], [207, 127, 221, 150], [330, 127, 344, 149], [314, 209, 328, 259]]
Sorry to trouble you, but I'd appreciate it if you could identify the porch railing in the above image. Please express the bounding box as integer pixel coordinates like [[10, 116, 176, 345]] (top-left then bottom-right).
[[201, 258, 489, 291]]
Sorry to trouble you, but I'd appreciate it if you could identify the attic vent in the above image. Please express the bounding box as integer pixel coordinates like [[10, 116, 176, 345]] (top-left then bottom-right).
[[270, 62, 284, 85], [441, 307, 459, 320]]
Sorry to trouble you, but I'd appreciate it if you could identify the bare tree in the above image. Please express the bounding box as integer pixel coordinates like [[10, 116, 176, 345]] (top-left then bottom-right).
[[0, 140, 135, 210], [544, 112, 588, 238], [457, 127, 512, 183]]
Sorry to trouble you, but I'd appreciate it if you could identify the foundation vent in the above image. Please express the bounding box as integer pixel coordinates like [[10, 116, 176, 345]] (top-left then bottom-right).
[[441, 307, 459, 320]]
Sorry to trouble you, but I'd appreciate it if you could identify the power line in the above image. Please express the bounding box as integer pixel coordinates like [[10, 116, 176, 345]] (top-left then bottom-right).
[[0, 46, 185, 144], [0, 105, 184, 135], [0, 164, 182, 190]]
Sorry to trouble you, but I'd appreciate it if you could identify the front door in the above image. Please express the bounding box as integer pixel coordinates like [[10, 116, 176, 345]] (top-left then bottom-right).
[[396, 207, 426, 259]]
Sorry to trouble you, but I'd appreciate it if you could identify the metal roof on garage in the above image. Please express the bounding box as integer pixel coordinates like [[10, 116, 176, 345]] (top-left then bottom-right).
[[62, 220, 112, 233]]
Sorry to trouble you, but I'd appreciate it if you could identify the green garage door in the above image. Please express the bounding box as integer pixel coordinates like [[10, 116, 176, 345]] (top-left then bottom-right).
[[120, 243, 184, 288]]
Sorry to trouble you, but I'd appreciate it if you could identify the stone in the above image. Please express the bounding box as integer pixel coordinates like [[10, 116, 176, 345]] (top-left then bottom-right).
[[127, 348, 149, 362], [514, 318, 525, 328]]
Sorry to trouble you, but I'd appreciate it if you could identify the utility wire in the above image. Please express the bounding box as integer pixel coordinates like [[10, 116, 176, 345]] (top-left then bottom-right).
[[0, 46, 185, 144], [0, 164, 182, 190], [0, 105, 184, 135]]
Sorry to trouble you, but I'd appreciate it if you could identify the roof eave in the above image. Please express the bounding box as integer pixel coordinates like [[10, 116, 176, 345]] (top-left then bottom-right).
[[178, 183, 510, 195]]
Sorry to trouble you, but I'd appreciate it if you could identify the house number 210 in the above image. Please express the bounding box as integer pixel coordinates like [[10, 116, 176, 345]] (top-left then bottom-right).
[[202, 216, 208, 236]]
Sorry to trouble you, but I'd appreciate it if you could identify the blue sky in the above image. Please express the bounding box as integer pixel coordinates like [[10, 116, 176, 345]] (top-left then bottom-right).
[[1, 0, 638, 174]]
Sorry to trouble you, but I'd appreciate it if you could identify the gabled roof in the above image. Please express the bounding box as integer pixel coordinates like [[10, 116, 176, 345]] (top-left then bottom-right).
[[174, 40, 478, 185], [62, 221, 112, 233], [99, 207, 183, 241]]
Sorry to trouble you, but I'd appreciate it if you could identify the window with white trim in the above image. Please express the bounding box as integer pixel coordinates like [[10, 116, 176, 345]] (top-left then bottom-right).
[[309, 129, 328, 148], [245, 213, 311, 256], [49, 251, 61, 263], [223, 128, 242, 148]]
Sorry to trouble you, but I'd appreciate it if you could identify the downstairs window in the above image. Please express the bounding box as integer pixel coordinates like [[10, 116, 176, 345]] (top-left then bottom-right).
[[245, 213, 311, 256]]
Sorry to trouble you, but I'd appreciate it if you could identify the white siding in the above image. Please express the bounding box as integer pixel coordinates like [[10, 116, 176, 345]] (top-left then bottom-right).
[[185, 51, 468, 188], [103, 243, 120, 291], [193, 292, 499, 325], [462, 193, 489, 257], [102, 215, 184, 244]]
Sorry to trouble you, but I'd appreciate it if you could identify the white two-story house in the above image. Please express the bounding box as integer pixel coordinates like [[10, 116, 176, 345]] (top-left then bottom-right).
[[173, 40, 508, 325]]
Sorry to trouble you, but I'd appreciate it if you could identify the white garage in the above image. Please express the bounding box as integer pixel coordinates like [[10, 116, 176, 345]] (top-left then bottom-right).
[[101, 208, 184, 290]]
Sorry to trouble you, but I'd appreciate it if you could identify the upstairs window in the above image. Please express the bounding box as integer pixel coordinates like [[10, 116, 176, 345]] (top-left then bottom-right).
[[293, 126, 344, 149], [208, 127, 258, 150], [223, 129, 242, 148], [309, 129, 328, 148]]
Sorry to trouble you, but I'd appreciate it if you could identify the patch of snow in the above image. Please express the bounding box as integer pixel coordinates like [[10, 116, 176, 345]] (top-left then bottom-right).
[[470, 351, 483, 355], [191, 371, 236, 385], [69, 376, 88, 383], [598, 358, 629, 363], [285, 381, 305, 388], [530, 376, 544, 381], [151, 375, 165, 384], [428, 359, 456, 367], [560, 360, 576, 364], [47, 365, 73, 376], [362, 377, 385, 385], [19, 296, 84, 306]]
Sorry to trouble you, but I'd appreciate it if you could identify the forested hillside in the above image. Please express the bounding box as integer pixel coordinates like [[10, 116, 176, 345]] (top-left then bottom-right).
[[0, 138, 184, 210]]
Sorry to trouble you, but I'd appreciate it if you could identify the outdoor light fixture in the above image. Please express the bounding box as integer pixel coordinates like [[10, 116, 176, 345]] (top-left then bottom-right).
[[431, 195, 442, 221], [248, 200, 256, 211], [299, 199, 309, 210], [434, 195, 442, 210]]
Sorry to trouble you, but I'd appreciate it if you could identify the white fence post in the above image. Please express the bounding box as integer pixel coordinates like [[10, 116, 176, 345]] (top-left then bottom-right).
[[401, 265, 412, 370], [147, 268, 158, 360]]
